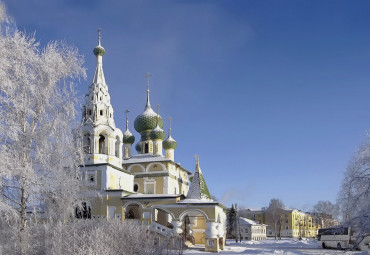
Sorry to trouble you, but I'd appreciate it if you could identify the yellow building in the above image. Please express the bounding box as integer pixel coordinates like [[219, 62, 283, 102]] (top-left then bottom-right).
[[244, 208, 322, 238], [79, 33, 226, 252]]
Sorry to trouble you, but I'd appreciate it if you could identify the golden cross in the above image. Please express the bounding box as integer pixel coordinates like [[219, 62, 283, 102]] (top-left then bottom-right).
[[97, 28, 102, 45], [144, 72, 152, 93]]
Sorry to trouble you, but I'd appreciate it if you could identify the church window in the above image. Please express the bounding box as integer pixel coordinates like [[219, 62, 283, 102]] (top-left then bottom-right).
[[100, 97, 102, 101], [144, 143, 149, 153], [89, 175, 94, 182], [87, 109, 92, 115], [134, 184, 139, 192], [146, 183, 154, 194], [100, 110, 103, 116], [99, 135, 107, 154], [110, 113, 112, 117], [115, 136, 120, 157]]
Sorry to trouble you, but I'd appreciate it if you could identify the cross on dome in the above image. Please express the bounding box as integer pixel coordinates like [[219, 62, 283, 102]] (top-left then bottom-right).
[[125, 109, 130, 130], [168, 117, 173, 136], [97, 28, 102, 46], [144, 72, 152, 94]]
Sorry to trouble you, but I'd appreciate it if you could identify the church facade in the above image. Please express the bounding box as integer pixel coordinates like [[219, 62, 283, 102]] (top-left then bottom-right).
[[79, 34, 226, 252]]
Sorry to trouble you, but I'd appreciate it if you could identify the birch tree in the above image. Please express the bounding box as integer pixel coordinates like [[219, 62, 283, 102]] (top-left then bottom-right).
[[338, 141, 370, 246], [0, 2, 86, 249], [265, 198, 285, 240]]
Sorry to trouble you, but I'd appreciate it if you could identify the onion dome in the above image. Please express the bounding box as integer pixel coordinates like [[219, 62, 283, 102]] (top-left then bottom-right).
[[163, 135, 177, 150], [123, 130, 135, 144], [150, 125, 166, 140], [93, 45, 105, 56], [135, 142, 142, 152], [163, 117, 177, 149], [134, 73, 164, 133], [134, 104, 163, 133], [123, 109, 135, 144], [93, 29, 105, 56]]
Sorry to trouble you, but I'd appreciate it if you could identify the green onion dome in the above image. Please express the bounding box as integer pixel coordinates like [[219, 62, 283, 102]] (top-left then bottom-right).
[[122, 130, 135, 144], [163, 135, 177, 150], [134, 104, 164, 133], [93, 45, 105, 56], [150, 125, 166, 140], [135, 142, 142, 152]]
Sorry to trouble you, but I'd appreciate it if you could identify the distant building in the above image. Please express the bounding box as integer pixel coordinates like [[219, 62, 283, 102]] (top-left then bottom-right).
[[237, 217, 267, 241], [243, 208, 338, 238]]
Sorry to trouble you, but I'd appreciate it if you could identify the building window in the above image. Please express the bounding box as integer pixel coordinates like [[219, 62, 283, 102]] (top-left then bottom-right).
[[100, 110, 103, 116], [85, 171, 97, 186], [144, 143, 149, 153], [99, 135, 107, 154], [87, 109, 92, 115], [134, 184, 139, 192]]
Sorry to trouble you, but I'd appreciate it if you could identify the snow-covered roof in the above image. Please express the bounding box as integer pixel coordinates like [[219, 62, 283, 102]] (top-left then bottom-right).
[[238, 217, 267, 226], [122, 194, 181, 199], [246, 207, 266, 212], [177, 198, 218, 204], [122, 154, 170, 164]]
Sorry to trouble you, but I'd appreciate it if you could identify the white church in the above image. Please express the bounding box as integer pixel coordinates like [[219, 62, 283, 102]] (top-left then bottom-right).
[[78, 32, 227, 252]]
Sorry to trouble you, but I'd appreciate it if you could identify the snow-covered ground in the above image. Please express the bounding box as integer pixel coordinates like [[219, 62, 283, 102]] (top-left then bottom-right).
[[183, 238, 370, 255]]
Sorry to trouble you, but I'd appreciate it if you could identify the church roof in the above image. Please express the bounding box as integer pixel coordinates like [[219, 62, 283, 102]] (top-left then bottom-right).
[[179, 157, 213, 203]]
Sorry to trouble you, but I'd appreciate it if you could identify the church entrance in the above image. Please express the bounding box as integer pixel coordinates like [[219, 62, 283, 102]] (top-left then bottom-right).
[[180, 210, 207, 245]]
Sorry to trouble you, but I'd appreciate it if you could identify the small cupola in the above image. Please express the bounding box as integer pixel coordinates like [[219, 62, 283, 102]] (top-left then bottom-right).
[[163, 117, 177, 161], [123, 110, 135, 159]]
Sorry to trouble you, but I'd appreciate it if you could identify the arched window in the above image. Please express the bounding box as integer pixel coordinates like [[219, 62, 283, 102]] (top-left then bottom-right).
[[144, 142, 149, 153], [99, 134, 107, 154], [115, 136, 120, 158], [133, 184, 139, 192]]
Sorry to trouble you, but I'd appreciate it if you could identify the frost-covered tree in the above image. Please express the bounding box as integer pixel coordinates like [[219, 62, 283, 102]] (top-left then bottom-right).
[[0, 2, 86, 250], [265, 198, 285, 240], [312, 200, 339, 228], [338, 141, 370, 246]]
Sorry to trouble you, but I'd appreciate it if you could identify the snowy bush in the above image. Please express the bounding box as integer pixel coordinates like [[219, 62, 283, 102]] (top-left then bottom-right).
[[0, 218, 183, 255]]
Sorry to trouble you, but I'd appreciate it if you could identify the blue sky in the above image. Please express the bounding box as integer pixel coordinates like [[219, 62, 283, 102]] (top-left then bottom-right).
[[5, 0, 370, 211]]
